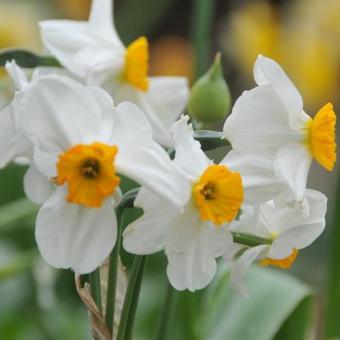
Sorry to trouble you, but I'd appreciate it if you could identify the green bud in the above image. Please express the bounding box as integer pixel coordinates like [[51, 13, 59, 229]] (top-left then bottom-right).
[[188, 53, 231, 124]]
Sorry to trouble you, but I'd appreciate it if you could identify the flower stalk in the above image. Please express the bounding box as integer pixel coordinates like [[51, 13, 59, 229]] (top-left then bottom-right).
[[191, 0, 216, 79], [155, 282, 178, 340], [105, 205, 125, 336], [90, 269, 103, 313], [117, 255, 147, 340]]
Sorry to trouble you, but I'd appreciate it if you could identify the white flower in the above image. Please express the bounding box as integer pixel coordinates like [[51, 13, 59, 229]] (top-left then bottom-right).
[[123, 116, 286, 291], [226, 189, 327, 296], [223, 55, 336, 204], [39, 0, 189, 147], [19, 74, 184, 274], [0, 61, 35, 167]]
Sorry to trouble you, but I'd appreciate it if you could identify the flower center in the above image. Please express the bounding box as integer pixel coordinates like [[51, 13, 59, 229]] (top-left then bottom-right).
[[56, 143, 120, 208], [260, 248, 298, 269], [307, 102, 336, 171], [81, 158, 100, 179], [192, 164, 244, 225], [124, 36, 149, 91]]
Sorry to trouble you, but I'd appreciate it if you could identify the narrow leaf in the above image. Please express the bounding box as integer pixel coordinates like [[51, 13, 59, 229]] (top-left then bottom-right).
[[0, 49, 61, 68]]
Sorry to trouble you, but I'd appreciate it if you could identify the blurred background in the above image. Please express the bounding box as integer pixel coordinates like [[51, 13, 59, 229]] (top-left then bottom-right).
[[0, 0, 339, 339]]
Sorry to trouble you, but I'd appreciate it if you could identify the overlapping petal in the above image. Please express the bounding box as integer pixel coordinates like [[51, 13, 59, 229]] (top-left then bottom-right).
[[254, 55, 310, 129], [123, 188, 175, 254], [24, 164, 54, 204], [274, 143, 312, 202], [224, 85, 303, 154], [166, 207, 232, 292], [21, 75, 108, 151], [222, 150, 286, 203], [229, 245, 268, 296], [171, 116, 210, 179], [35, 187, 117, 274]]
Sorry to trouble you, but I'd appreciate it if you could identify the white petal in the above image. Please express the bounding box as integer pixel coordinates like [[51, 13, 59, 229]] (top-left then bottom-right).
[[112, 84, 173, 147], [222, 150, 285, 204], [75, 44, 124, 86], [88, 85, 116, 141], [123, 189, 175, 254], [223, 243, 245, 263], [274, 144, 312, 203], [229, 205, 269, 237], [116, 146, 190, 208], [113, 103, 191, 207], [89, 0, 124, 47], [110, 101, 153, 147], [33, 147, 59, 178], [24, 164, 54, 204], [5, 61, 29, 90], [40, 20, 95, 78], [144, 77, 189, 146], [0, 102, 32, 168], [223, 85, 303, 154], [166, 207, 232, 291], [254, 55, 307, 128], [230, 245, 268, 297], [171, 116, 210, 179], [269, 221, 325, 259], [267, 190, 327, 259], [22, 75, 106, 151], [35, 188, 117, 274], [147, 77, 188, 128]]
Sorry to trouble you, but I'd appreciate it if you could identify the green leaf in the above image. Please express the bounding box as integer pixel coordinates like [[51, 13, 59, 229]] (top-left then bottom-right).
[[0, 49, 60, 68], [200, 266, 313, 340], [0, 198, 37, 234], [325, 176, 340, 338], [274, 296, 313, 340], [0, 248, 37, 281]]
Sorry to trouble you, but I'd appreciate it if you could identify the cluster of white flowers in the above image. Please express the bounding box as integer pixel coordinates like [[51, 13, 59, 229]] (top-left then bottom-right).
[[0, 0, 335, 296]]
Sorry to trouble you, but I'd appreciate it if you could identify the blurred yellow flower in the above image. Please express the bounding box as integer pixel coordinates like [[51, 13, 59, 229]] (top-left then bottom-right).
[[0, 2, 40, 51], [54, 0, 91, 20], [150, 36, 194, 81], [224, 1, 281, 76], [0, 2, 41, 90], [221, 0, 340, 109]]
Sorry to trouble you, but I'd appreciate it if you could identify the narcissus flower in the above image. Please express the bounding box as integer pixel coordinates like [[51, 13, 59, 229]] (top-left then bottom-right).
[[19, 75, 184, 274], [123, 116, 285, 291], [223, 55, 336, 204], [39, 0, 188, 147], [0, 61, 35, 167], [225, 189, 327, 296]]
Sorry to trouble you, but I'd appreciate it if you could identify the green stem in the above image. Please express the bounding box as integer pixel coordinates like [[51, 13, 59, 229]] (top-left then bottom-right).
[[232, 232, 272, 248], [89, 269, 102, 313], [325, 176, 340, 338], [155, 282, 178, 340], [191, 0, 216, 79], [105, 206, 125, 335], [117, 256, 147, 340]]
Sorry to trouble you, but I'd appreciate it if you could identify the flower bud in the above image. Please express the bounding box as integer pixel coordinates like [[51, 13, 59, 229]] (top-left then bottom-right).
[[188, 53, 231, 124]]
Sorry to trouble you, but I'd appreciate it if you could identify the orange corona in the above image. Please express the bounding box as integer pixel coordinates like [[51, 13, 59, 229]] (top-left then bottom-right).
[[56, 143, 120, 208]]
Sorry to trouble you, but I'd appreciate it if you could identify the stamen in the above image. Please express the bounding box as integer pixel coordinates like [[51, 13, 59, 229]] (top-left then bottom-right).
[[201, 183, 216, 200], [193, 165, 243, 225], [81, 158, 100, 179]]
